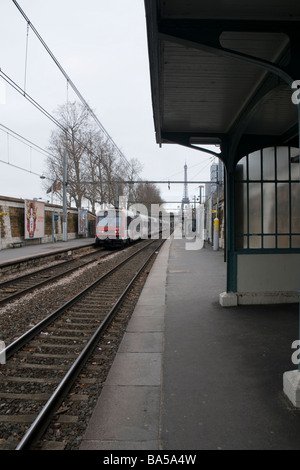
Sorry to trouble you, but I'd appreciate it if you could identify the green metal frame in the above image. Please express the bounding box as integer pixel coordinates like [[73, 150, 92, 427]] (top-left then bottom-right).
[[235, 146, 300, 253], [144, 3, 300, 293]]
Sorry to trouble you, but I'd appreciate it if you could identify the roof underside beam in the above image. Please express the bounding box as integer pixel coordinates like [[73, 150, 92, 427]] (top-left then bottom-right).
[[144, 2, 300, 168], [158, 18, 300, 79], [158, 22, 300, 165]]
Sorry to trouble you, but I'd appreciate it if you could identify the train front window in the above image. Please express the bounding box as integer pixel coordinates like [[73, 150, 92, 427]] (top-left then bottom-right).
[[97, 211, 122, 228]]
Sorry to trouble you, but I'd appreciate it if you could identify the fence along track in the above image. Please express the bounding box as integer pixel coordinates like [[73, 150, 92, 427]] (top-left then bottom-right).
[[0, 238, 165, 450]]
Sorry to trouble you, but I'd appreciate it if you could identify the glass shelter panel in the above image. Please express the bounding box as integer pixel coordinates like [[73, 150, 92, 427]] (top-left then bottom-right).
[[292, 182, 300, 234], [235, 157, 247, 181], [263, 183, 275, 234], [248, 150, 261, 180], [292, 236, 300, 248], [262, 147, 275, 180], [291, 148, 300, 181], [276, 147, 289, 181], [235, 146, 300, 251], [277, 236, 290, 248], [249, 235, 261, 249], [277, 183, 290, 234], [249, 183, 261, 235], [263, 236, 276, 249]]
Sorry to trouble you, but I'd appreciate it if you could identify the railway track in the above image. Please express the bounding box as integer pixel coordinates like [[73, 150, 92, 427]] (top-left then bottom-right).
[[0, 238, 165, 450], [0, 248, 109, 306]]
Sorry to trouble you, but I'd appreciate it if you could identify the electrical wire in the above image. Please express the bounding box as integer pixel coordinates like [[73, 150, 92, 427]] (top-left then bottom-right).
[[0, 70, 68, 135], [11, 0, 137, 176], [0, 123, 56, 159], [0, 70, 122, 172], [0, 70, 111, 181], [0, 158, 45, 178], [24, 21, 30, 92]]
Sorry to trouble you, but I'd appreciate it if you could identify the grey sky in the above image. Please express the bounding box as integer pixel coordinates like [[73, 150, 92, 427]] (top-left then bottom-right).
[[0, 0, 218, 209]]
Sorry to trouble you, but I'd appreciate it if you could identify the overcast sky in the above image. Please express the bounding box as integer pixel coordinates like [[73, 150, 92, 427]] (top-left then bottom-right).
[[0, 0, 218, 210]]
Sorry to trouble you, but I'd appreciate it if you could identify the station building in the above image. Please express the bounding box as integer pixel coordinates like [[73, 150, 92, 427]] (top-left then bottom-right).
[[144, 0, 300, 307]]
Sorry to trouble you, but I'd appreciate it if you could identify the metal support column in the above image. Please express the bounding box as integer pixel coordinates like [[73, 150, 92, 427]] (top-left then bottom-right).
[[62, 149, 68, 242], [225, 155, 237, 293]]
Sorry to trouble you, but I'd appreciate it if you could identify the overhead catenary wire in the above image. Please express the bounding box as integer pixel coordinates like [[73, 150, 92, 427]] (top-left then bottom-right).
[[0, 121, 86, 185], [6, 132, 10, 163], [11, 0, 137, 176], [0, 158, 45, 178], [0, 122, 55, 179], [0, 70, 136, 187], [24, 21, 30, 93], [165, 155, 212, 180], [0, 70, 70, 136], [0, 122, 56, 160], [0, 70, 126, 177]]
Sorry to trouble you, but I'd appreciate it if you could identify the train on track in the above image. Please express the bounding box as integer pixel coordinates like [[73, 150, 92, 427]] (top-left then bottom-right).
[[95, 208, 168, 248]]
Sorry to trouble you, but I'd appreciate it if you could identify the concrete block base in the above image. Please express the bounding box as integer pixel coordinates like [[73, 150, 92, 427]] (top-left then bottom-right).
[[220, 291, 299, 307], [237, 291, 299, 305], [219, 291, 238, 307], [283, 370, 300, 408]]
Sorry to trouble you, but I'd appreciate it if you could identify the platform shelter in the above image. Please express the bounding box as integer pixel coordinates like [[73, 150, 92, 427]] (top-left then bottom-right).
[[144, 0, 300, 307]]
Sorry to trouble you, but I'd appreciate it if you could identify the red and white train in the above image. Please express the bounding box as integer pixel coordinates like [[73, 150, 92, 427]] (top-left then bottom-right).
[[95, 208, 163, 248]]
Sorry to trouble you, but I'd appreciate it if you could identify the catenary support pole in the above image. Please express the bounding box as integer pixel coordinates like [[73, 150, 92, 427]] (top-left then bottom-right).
[[62, 149, 68, 242]]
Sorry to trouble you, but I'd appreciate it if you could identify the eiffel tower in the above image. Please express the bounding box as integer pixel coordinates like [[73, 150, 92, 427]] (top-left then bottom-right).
[[181, 163, 190, 209]]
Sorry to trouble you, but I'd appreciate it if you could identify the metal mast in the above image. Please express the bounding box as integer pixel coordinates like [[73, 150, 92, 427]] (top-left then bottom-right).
[[181, 163, 190, 209]]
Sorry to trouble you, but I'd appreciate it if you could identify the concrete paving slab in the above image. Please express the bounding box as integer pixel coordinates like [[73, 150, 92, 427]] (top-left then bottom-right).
[[135, 294, 165, 306], [119, 332, 163, 353], [131, 305, 164, 317], [139, 286, 165, 296], [80, 440, 158, 450], [80, 237, 172, 451], [81, 235, 300, 451], [160, 239, 300, 450], [126, 316, 164, 332], [0, 237, 95, 265], [105, 353, 161, 386], [81, 385, 160, 443]]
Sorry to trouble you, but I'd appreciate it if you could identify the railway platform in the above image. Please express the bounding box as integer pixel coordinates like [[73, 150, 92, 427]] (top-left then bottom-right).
[[0, 237, 95, 267], [79, 234, 300, 451]]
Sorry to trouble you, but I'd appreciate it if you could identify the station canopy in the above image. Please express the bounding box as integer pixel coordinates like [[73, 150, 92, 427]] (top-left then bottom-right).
[[144, 0, 300, 166]]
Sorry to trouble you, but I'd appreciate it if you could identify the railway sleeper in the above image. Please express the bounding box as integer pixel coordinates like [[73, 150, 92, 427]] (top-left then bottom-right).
[[46, 328, 97, 335], [2, 362, 70, 370], [0, 392, 51, 401], [0, 375, 96, 384], [52, 321, 100, 328]]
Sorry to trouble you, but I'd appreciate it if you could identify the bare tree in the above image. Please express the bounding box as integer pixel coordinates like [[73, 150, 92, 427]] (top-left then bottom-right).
[[44, 101, 163, 213], [45, 101, 93, 208], [124, 158, 143, 205], [83, 131, 115, 212], [133, 181, 164, 212], [45, 101, 119, 210]]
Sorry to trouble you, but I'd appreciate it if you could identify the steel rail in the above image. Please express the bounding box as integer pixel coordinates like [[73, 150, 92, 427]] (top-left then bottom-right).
[[0, 249, 100, 287], [14, 238, 165, 450], [0, 249, 106, 306], [4, 239, 156, 360]]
